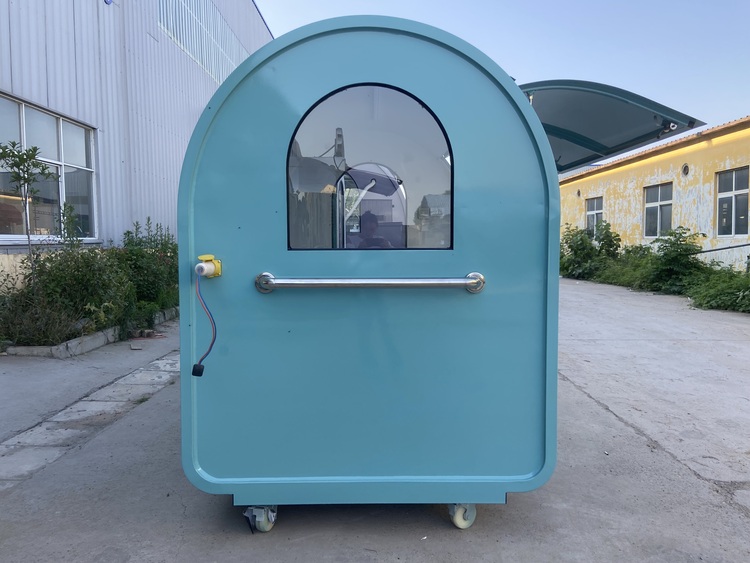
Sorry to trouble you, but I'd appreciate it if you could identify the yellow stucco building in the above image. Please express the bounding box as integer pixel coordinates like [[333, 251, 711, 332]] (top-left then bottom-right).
[[560, 116, 750, 269]]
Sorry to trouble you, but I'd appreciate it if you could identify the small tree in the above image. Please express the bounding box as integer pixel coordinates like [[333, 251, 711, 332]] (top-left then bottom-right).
[[560, 220, 621, 280], [560, 223, 598, 279], [648, 226, 707, 294], [594, 220, 622, 259], [0, 141, 56, 274]]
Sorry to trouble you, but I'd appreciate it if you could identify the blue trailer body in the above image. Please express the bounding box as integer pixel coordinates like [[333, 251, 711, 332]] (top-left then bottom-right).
[[178, 17, 559, 522]]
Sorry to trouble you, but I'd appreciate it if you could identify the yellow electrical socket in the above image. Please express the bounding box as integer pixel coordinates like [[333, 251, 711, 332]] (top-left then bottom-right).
[[197, 254, 222, 278]]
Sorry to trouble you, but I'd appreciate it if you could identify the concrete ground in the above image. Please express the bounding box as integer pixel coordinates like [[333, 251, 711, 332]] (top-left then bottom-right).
[[0, 325, 180, 446], [0, 280, 748, 562]]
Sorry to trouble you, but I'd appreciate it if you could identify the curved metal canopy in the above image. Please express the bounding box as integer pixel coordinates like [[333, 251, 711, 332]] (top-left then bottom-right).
[[520, 80, 705, 173]]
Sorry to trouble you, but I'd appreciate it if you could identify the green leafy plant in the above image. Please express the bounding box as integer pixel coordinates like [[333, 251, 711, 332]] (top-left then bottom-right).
[[0, 287, 82, 346], [32, 247, 135, 333], [594, 220, 622, 259], [115, 218, 179, 308], [59, 202, 83, 251], [0, 217, 179, 346], [560, 222, 749, 314], [132, 300, 161, 330], [0, 141, 56, 274], [594, 244, 654, 288], [560, 224, 598, 279], [84, 302, 117, 331], [560, 221, 620, 279], [686, 268, 750, 312], [646, 227, 707, 294]]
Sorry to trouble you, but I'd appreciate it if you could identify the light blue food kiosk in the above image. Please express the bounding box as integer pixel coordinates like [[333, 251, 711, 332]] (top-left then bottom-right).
[[178, 17, 701, 531]]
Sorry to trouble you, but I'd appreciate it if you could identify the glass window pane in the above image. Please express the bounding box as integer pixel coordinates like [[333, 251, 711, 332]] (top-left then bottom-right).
[[718, 171, 734, 193], [586, 197, 602, 212], [0, 96, 21, 144], [586, 213, 596, 234], [25, 107, 59, 161], [64, 167, 93, 237], [718, 196, 733, 235], [659, 203, 672, 234], [735, 193, 748, 235], [0, 169, 25, 235], [288, 85, 451, 249], [735, 167, 749, 191], [644, 206, 658, 236], [62, 121, 90, 168], [29, 166, 60, 235], [660, 183, 672, 201], [645, 186, 659, 204]]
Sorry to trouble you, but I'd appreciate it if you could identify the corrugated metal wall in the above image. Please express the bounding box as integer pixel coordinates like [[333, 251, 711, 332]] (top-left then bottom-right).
[[0, 0, 271, 245]]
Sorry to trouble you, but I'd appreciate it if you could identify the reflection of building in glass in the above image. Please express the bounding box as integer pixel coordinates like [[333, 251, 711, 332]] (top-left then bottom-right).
[[416, 194, 451, 220], [414, 194, 451, 248], [0, 199, 24, 235], [288, 85, 452, 250]]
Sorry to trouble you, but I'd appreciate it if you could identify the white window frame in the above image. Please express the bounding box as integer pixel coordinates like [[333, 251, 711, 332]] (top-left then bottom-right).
[[585, 196, 603, 235], [644, 182, 673, 238], [716, 166, 749, 237], [0, 94, 97, 242]]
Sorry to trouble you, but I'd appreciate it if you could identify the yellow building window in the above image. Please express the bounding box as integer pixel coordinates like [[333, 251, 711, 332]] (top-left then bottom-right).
[[717, 167, 748, 236], [585, 196, 603, 234], [644, 183, 672, 237]]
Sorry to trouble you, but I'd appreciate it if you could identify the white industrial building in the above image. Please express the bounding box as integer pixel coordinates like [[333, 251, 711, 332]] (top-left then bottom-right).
[[0, 0, 271, 263]]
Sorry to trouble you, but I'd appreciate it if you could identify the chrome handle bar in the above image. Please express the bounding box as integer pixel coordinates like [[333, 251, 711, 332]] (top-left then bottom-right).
[[255, 272, 485, 294]]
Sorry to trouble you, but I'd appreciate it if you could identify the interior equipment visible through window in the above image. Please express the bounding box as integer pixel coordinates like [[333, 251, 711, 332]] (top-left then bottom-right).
[[287, 84, 452, 250]]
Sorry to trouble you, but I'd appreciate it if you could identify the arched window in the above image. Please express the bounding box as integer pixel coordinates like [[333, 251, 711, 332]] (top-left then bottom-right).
[[288, 85, 452, 250]]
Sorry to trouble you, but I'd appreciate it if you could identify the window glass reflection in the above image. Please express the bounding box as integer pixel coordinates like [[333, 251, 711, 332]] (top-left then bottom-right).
[[64, 167, 93, 237], [0, 96, 20, 143], [25, 107, 59, 161], [62, 121, 91, 168], [29, 167, 60, 236], [288, 85, 452, 250], [0, 169, 25, 235]]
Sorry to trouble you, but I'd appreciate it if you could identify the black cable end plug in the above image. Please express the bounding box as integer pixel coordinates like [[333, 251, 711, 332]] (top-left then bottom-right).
[[192, 364, 205, 377]]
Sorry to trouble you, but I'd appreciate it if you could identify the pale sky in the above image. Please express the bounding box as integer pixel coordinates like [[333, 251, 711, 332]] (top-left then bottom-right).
[[253, 0, 749, 130]]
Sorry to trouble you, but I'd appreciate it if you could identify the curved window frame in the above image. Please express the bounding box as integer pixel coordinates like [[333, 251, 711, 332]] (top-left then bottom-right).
[[286, 83, 453, 251]]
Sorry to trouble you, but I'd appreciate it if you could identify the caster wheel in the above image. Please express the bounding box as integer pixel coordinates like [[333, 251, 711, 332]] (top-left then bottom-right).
[[448, 503, 477, 529], [243, 505, 277, 533]]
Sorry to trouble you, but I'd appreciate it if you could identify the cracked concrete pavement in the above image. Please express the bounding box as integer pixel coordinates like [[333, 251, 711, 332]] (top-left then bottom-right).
[[558, 279, 750, 516], [0, 322, 180, 490]]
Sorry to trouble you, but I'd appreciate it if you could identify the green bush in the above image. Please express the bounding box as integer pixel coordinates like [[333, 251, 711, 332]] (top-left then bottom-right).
[[560, 224, 599, 279], [0, 286, 82, 346], [0, 248, 135, 345], [594, 245, 654, 288], [114, 218, 178, 309], [686, 268, 750, 312], [560, 221, 620, 280], [559, 223, 749, 314], [132, 301, 162, 330], [594, 220, 622, 259], [32, 248, 135, 332], [592, 230, 708, 294], [646, 227, 707, 294], [0, 217, 178, 346]]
